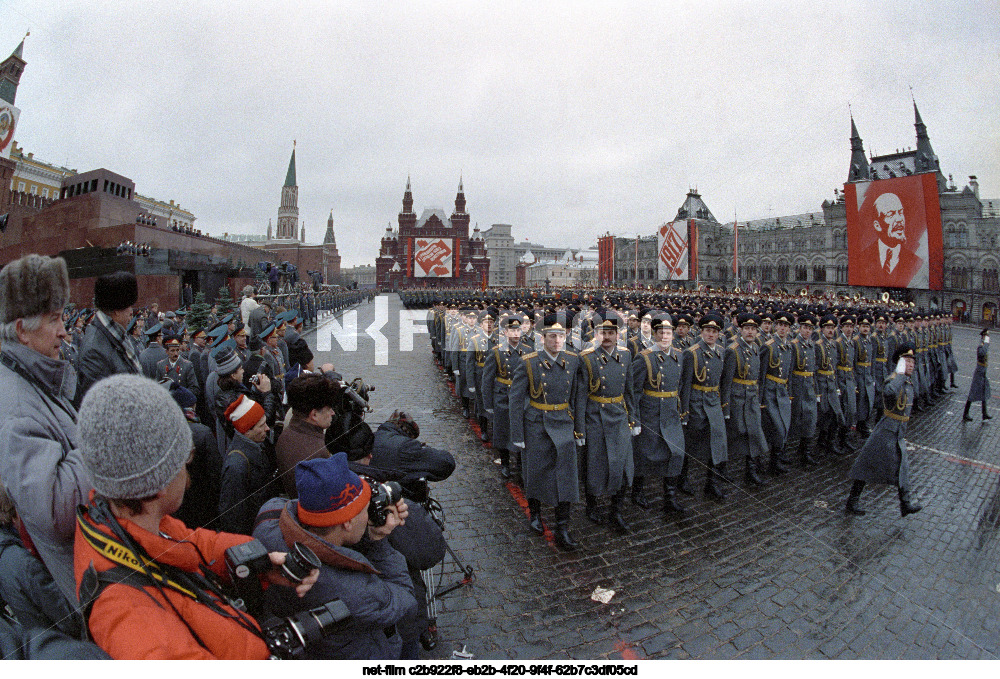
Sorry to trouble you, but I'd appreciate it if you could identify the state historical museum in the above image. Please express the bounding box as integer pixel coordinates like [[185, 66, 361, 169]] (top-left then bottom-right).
[[376, 178, 489, 290]]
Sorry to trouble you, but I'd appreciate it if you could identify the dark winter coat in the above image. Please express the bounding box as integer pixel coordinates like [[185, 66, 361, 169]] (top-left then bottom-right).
[[628, 345, 685, 478], [371, 422, 456, 482], [849, 372, 915, 489], [968, 343, 992, 403]]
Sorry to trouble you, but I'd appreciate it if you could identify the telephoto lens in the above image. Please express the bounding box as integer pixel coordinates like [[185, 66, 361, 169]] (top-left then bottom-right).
[[262, 599, 351, 659], [280, 542, 322, 584]]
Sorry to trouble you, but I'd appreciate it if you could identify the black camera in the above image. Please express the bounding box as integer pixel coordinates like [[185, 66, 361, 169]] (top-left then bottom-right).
[[225, 540, 321, 614], [262, 599, 351, 660], [365, 478, 403, 527]]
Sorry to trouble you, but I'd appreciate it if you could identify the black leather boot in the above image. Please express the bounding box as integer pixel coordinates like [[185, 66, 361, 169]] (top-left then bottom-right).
[[845, 480, 866, 516], [769, 449, 789, 475], [527, 498, 544, 535], [498, 449, 511, 480], [631, 477, 650, 508], [963, 401, 974, 421], [704, 462, 727, 501], [608, 492, 630, 534], [800, 436, 820, 466], [678, 456, 694, 496], [461, 397, 470, 419], [585, 494, 602, 524], [899, 488, 923, 517], [950, 375, 957, 389], [479, 416, 490, 442], [983, 401, 993, 421], [554, 502, 579, 551], [662, 477, 688, 515], [744, 455, 765, 487], [510, 448, 523, 487]]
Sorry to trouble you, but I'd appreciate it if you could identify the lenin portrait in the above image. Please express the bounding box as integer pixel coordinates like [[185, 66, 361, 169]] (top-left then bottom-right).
[[846, 174, 943, 290]]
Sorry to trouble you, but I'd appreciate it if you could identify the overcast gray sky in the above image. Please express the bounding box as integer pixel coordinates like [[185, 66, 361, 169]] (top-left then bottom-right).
[[4, 1, 999, 267]]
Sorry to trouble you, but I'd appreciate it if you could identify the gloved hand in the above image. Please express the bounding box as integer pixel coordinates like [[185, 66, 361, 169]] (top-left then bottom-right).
[[576, 438, 586, 447], [631, 426, 641, 436], [895, 357, 907, 374], [485, 408, 494, 414], [985, 336, 991, 345], [468, 387, 475, 393], [512, 441, 525, 449]]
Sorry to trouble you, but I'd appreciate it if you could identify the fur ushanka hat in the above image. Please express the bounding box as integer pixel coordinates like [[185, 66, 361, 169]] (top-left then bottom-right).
[[0, 254, 71, 324]]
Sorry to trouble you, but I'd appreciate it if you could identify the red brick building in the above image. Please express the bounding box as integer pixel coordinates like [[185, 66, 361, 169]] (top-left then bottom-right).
[[376, 178, 489, 290]]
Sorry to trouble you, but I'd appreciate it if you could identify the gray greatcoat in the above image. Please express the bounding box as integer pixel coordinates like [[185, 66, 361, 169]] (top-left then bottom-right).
[[788, 335, 819, 440], [482, 339, 529, 450], [968, 343, 991, 403], [0, 343, 91, 606], [679, 338, 727, 465], [509, 349, 582, 506], [849, 372, 914, 489], [871, 331, 889, 413], [576, 345, 636, 496], [853, 334, 876, 424], [628, 345, 685, 478], [834, 333, 858, 427], [760, 335, 793, 451], [721, 336, 768, 460], [815, 336, 845, 428], [139, 342, 168, 379]]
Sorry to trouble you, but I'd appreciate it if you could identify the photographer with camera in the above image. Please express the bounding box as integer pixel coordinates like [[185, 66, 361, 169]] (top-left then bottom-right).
[[253, 454, 417, 659], [73, 375, 319, 659], [372, 411, 456, 483]]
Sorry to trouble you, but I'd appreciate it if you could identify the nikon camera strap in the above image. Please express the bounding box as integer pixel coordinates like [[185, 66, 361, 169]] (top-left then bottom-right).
[[75, 501, 263, 648]]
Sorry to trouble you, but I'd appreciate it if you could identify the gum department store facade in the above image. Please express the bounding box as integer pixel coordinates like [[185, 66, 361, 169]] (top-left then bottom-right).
[[606, 104, 1000, 325]]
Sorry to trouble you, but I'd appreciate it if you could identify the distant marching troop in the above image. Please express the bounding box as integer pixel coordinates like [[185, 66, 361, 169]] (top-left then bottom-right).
[[402, 287, 992, 552]]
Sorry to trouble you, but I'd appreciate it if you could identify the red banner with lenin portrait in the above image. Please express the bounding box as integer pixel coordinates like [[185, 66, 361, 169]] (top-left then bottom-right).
[[845, 173, 943, 290]]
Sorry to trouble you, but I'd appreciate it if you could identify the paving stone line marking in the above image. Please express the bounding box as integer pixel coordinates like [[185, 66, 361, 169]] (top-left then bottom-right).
[[908, 443, 1000, 474]]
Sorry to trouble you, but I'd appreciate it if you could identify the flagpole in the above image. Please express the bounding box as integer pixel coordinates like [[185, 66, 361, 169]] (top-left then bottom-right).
[[733, 212, 740, 293]]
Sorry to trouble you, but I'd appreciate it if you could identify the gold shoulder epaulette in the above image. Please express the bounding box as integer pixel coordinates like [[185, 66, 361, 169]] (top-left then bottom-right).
[[564, 350, 578, 356], [523, 351, 538, 360], [639, 347, 654, 357], [580, 347, 595, 355]]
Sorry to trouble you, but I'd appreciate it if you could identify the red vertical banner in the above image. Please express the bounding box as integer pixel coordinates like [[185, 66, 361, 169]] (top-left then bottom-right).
[[407, 237, 413, 278], [689, 220, 699, 281], [454, 239, 461, 280], [732, 221, 739, 276]]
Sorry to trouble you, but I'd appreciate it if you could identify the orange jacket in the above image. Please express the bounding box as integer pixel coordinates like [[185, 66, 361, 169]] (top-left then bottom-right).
[[74, 510, 269, 659]]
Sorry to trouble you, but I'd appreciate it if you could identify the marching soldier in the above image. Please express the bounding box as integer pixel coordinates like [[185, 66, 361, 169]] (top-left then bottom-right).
[[484, 314, 530, 480], [628, 312, 687, 515], [679, 313, 729, 500], [577, 316, 636, 534], [470, 309, 497, 441], [962, 328, 993, 423], [509, 315, 582, 551], [759, 311, 795, 475], [814, 314, 845, 460], [721, 312, 769, 487], [627, 310, 655, 357], [834, 315, 859, 452], [944, 315, 959, 390], [853, 315, 876, 437], [789, 313, 819, 466], [672, 314, 694, 351], [871, 313, 890, 425], [845, 342, 923, 517], [457, 307, 478, 418]]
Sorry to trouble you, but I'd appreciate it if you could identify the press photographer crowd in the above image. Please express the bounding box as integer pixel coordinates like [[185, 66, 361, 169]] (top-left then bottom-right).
[[0, 253, 455, 660]]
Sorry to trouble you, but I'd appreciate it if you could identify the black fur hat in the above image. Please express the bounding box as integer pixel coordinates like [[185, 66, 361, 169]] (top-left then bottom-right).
[[94, 271, 138, 312]]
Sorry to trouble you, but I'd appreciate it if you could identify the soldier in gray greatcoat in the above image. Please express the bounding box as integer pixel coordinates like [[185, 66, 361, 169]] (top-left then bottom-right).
[[759, 311, 794, 475], [679, 313, 728, 500], [154, 335, 199, 395], [721, 312, 769, 488], [577, 315, 636, 534], [509, 314, 582, 551], [628, 313, 687, 515], [834, 315, 859, 453], [483, 314, 530, 481], [870, 313, 890, 425], [846, 342, 923, 517], [815, 314, 846, 459], [853, 315, 877, 437], [962, 328, 993, 422], [788, 314, 819, 466]]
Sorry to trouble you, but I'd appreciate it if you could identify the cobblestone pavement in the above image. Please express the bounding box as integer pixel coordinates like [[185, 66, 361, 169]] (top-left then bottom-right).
[[306, 295, 1000, 660]]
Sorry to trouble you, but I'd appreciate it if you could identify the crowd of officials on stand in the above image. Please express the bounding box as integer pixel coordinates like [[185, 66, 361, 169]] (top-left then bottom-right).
[[0, 253, 453, 659], [415, 286, 991, 553]]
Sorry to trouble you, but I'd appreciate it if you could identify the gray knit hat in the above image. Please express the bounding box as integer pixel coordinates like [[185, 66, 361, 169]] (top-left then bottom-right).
[[215, 346, 243, 376], [79, 374, 193, 499], [0, 254, 70, 324]]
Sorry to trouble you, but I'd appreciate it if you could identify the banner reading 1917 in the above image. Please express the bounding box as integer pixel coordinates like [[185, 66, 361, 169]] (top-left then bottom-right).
[[658, 219, 689, 281]]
